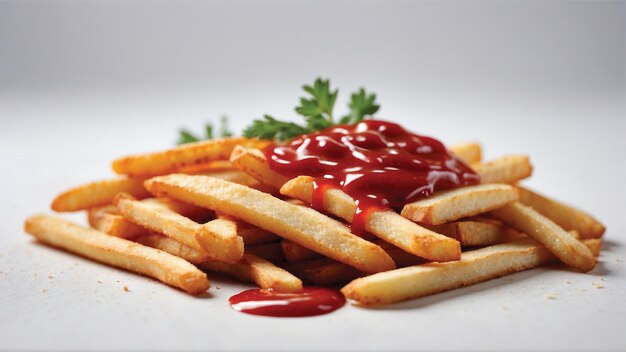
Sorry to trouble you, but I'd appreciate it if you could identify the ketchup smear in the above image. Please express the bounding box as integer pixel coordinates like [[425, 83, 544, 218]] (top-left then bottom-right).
[[265, 119, 480, 235], [229, 287, 345, 317]]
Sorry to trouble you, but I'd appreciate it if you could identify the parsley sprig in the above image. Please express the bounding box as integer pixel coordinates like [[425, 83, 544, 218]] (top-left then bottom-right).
[[243, 78, 380, 141], [177, 116, 233, 145]]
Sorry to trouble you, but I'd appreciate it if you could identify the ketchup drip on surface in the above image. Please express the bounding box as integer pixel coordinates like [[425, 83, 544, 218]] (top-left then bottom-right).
[[229, 288, 345, 317], [265, 120, 480, 235]]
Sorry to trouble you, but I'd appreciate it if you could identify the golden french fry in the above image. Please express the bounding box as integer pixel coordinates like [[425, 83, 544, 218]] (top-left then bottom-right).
[[341, 237, 603, 305], [216, 214, 280, 244], [112, 138, 268, 177], [24, 214, 209, 294], [280, 176, 461, 262], [51, 176, 150, 212], [517, 186, 605, 239], [283, 258, 363, 286], [425, 218, 510, 246], [88, 205, 149, 239], [473, 155, 533, 184], [281, 239, 322, 262], [245, 242, 285, 263], [584, 238, 602, 257], [201, 254, 303, 292], [145, 174, 395, 273], [135, 234, 209, 265], [229, 146, 289, 189], [197, 169, 276, 193], [449, 142, 482, 164], [114, 194, 243, 263], [401, 184, 518, 225], [491, 202, 596, 272]]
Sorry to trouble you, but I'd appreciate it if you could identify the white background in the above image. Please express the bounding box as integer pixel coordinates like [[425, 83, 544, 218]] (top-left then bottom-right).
[[1, 1, 624, 351]]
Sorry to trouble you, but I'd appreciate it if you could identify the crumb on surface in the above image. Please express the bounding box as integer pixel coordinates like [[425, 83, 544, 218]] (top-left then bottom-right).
[[564, 280, 572, 284], [545, 293, 556, 300], [600, 277, 606, 282], [97, 280, 102, 284], [41, 289, 47, 293], [47, 273, 54, 279], [592, 283, 603, 289], [123, 285, 130, 292]]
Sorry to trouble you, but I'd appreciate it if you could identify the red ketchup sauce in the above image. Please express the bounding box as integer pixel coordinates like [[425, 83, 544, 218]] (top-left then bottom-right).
[[264, 119, 480, 235], [229, 287, 345, 317]]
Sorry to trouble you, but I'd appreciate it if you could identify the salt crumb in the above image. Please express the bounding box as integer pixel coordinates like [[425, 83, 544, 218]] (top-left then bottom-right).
[[41, 289, 47, 293], [545, 293, 556, 300], [47, 274, 54, 279], [600, 277, 607, 282], [592, 283, 603, 289], [123, 286, 130, 292], [97, 280, 102, 284], [564, 280, 572, 284]]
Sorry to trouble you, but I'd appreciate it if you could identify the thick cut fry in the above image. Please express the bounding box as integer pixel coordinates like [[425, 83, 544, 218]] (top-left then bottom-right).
[[342, 237, 602, 305], [24, 214, 209, 294], [201, 254, 303, 292], [145, 175, 395, 273], [401, 184, 518, 225], [114, 195, 243, 263], [283, 258, 363, 286], [197, 169, 276, 193], [491, 202, 596, 272], [216, 214, 280, 244], [88, 205, 148, 239], [51, 176, 150, 212], [449, 142, 482, 164], [280, 176, 461, 262], [473, 155, 533, 184], [517, 186, 605, 239], [229, 146, 289, 189], [584, 238, 602, 257], [425, 219, 510, 246], [282, 239, 322, 262], [245, 242, 285, 263], [112, 138, 267, 177]]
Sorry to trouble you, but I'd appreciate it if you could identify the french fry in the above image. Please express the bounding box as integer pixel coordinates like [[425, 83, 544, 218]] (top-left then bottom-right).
[[401, 184, 518, 225], [145, 174, 395, 273], [584, 238, 602, 257], [201, 254, 303, 292], [491, 202, 596, 272], [24, 214, 209, 294], [341, 237, 599, 305], [112, 138, 267, 177], [280, 176, 461, 262], [283, 258, 363, 286], [517, 186, 605, 239], [229, 146, 289, 189], [245, 242, 285, 263], [88, 205, 148, 239], [425, 218, 510, 246], [282, 239, 322, 262], [216, 214, 280, 244], [51, 176, 150, 212], [198, 169, 276, 193], [449, 142, 482, 164], [473, 155, 533, 184], [114, 195, 244, 263], [134, 233, 298, 291]]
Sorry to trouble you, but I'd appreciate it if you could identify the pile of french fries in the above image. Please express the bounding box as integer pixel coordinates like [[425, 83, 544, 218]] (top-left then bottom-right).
[[24, 137, 605, 305]]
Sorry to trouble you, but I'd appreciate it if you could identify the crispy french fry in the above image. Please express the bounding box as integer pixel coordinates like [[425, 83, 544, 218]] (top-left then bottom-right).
[[51, 176, 150, 212], [491, 202, 596, 272], [24, 214, 209, 294], [449, 142, 482, 164], [283, 258, 363, 286], [342, 237, 603, 305], [473, 155, 533, 184], [229, 146, 289, 189], [112, 138, 267, 177], [401, 184, 518, 225], [114, 195, 243, 263], [201, 254, 303, 292], [135, 234, 209, 265], [517, 186, 605, 239], [282, 239, 322, 262], [280, 176, 461, 262], [245, 242, 285, 263], [216, 214, 280, 244], [584, 238, 602, 257], [425, 219, 510, 246], [88, 205, 149, 239], [197, 169, 276, 193], [145, 175, 395, 273]]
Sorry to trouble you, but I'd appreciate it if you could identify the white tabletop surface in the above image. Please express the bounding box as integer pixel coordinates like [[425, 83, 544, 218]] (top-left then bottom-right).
[[1, 1, 624, 351]]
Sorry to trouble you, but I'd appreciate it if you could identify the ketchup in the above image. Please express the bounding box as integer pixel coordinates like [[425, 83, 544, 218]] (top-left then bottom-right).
[[229, 287, 345, 317], [265, 120, 479, 234]]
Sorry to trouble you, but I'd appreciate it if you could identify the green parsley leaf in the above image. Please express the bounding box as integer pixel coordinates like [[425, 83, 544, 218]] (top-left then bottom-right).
[[177, 116, 233, 145], [243, 115, 310, 141], [295, 78, 338, 130], [340, 88, 380, 124], [177, 129, 201, 145], [219, 116, 233, 138]]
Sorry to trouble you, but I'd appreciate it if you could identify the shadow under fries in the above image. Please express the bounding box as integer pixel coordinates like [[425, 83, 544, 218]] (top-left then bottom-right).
[[30, 240, 214, 299], [354, 252, 613, 311]]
